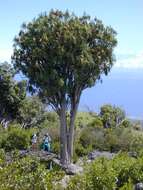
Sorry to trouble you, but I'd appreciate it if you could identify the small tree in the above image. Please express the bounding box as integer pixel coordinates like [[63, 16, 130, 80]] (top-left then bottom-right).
[[100, 104, 126, 128], [18, 96, 46, 128], [12, 10, 117, 165], [0, 62, 26, 127]]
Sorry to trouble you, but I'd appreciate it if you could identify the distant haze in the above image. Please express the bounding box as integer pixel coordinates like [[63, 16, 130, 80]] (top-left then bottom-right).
[[80, 68, 143, 119]]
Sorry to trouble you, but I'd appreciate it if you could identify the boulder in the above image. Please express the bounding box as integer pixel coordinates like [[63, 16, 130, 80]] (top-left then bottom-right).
[[65, 163, 83, 175], [88, 150, 115, 160], [135, 183, 143, 190]]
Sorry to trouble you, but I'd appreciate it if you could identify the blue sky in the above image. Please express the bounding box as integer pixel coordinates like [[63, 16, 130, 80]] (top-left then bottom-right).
[[0, 0, 143, 117]]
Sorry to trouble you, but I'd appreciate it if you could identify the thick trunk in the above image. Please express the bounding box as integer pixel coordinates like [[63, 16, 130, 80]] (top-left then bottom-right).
[[58, 90, 80, 165], [59, 104, 69, 166], [68, 103, 78, 162]]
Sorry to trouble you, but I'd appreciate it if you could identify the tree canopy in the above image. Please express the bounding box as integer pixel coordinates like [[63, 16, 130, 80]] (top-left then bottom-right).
[[12, 10, 117, 110], [18, 96, 47, 128], [12, 10, 117, 165], [0, 62, 26, 127]]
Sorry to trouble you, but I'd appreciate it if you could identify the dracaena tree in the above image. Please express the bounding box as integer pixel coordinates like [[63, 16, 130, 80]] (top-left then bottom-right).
[[12, 10, 117, 165]]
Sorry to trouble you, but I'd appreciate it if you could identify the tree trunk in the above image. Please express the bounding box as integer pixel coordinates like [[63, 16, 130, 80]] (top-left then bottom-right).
[[59, 103, 69, 166], [68, 103, 78, 163]]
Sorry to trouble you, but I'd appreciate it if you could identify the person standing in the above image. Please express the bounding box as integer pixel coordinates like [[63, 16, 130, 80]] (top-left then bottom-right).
[[31, 133, 37, 151], [43, 133, 51, 152]]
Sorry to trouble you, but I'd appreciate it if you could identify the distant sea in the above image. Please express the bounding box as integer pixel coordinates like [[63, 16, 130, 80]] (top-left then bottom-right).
[[80, 68, 143, 119]]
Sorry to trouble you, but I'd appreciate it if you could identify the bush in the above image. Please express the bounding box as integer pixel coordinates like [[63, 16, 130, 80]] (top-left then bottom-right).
[[52, 141, 60, 154], [129, 133, 143, 154], [87, 116, 103, 128], [1, 126, 32, 151], [67, 158, 117, 190], [67, 153, 143, 190], [0, 156, 64, 190], [129, 157, 143, 183], [85, 158, 117, 190], [119, 179, 134, 190], [112, 153, 136, 187], [79, 127, 96, 148], [75, 143, 92, 157], [66, 174, 87, 190]]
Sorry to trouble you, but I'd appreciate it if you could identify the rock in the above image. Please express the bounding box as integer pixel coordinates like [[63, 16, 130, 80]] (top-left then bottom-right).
[[128, 151, 137, 158], [88, 150, 115, 160], [65, 163, 83, 175], [135, 183, 143, 190]]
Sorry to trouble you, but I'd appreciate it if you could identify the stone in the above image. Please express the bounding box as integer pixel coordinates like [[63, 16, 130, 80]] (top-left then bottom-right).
[[88, 150, 115, 160], [135, 183, 143, 190], [65, 163, 83, 175]]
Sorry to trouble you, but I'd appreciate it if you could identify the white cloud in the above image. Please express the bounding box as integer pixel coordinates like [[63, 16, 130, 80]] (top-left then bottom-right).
[[0, 48, 12, 62], [115, 51, 143, 69]]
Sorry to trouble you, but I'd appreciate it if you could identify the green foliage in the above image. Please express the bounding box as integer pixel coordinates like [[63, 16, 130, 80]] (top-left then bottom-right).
[[0, 62, 26, 127], [88, 116, 103, 128], [75, 123, 143, 155], [39, 112, 59, 129], [67, 158, 117, 190], [13, 10, 117, 102], [66, 174, 87, 190], [86, 158, 117, 190], [119, 178, 134, 190], [18, 96, 47, 128], [1, 125, 33, 151], [67, 154, 143, 190], [100, 104, 126, 128], [104, 128, 133, 152], [121, 119, 131, 128], [0, 156, 64, 190], [75, 112, 102, 128], [112, 153, 135, 187], [0, 149, 6, 164], [129, 157, 143, 183], [75, 143, 92, 157]]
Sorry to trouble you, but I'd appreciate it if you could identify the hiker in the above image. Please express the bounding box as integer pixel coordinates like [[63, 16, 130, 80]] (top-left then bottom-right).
[[43, 133, 51, 152], [31, 133, 37, 151]]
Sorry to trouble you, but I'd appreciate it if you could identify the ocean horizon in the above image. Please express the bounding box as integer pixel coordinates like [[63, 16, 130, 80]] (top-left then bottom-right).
[[80, 67, 143, 119]]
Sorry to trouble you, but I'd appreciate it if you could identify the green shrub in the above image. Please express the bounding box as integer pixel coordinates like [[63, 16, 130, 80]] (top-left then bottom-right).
[[112, 153, 135, 187], [67, 153, 143, 189], [52, 141, 60, 154], [1, 127, 31, 151], [75, 143, 92, 157], [87, 116, 103, 128], [86, 158, 117, 190], [129, 157, 143, 183], [119, 178, 134, 190], [66, 174, 87, 190], [79, 127, 98, 148], [129, 133, 143, 154], [0, 156, 64, 190], [104, 130, 119, 152], [67, 158, 117, 190]]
